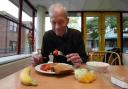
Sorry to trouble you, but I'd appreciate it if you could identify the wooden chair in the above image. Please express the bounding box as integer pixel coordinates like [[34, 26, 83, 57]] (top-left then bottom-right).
[[88, 51, 121, 65]]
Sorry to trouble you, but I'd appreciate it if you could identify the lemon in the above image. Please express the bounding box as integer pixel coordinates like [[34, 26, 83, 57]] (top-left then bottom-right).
[[74, 68, 96, 83]]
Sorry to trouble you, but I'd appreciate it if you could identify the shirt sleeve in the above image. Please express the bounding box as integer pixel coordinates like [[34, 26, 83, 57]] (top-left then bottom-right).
[[41, 33, 50, 63], [74, 32, 88, 63]]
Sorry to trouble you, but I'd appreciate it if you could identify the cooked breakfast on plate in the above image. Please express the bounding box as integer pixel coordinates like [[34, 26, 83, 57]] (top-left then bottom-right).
[[40, 63, 54, 72], [40, 63, 73, 74]]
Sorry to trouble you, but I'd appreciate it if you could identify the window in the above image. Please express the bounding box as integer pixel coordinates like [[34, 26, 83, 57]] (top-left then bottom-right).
[[8, 21, 17, 32], [45, 17, 52, 31], [105, 16, 117, 50], [9, 41, 16, 51], [0, 0, 36, 57], [85, 16, 99, 51], [45, 16, 81, 31], [68, 16, 81, 31], [20, 0, 35, 54], [123, 13, 128, 53]]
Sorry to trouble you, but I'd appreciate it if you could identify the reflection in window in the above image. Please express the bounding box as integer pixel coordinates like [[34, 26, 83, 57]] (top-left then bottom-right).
[[9, 41, 16, 51], [8, 21, 17, 32]]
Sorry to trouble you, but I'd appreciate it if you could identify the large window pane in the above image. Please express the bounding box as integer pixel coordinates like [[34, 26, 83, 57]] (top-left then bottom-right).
[[86, 17, 99, 52], [0, 0, 18, 18], [22, 12, 32, 29], [21, 27, 32, 54], [105, 16, 117, 51], [68, 17, 81, 31], [0, 0, 36, 57], [0, 0, 18, 57], [45, 16, 81, 31], [0, 17, 18, 57], [123, 13, 128, 53], [45, 17, 52, 31], [22, 0, 33, 29]]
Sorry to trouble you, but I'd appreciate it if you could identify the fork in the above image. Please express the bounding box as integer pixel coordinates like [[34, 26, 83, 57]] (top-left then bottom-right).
[[48, 51, 66, 63], [58, 51, 66, 57]]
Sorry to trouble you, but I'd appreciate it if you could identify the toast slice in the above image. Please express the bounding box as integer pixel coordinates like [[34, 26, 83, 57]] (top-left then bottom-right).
[[53, 63, 73, 74]]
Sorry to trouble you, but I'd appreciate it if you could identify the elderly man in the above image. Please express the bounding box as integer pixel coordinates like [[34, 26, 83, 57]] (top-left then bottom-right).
[[33, 3, 88, 67]]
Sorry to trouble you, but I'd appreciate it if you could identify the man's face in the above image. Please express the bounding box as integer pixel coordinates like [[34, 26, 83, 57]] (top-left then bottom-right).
[[50, 12, 69, 36]]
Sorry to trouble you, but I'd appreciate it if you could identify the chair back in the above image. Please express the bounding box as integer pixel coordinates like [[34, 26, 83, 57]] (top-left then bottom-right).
[[89, 51, 121, 65]]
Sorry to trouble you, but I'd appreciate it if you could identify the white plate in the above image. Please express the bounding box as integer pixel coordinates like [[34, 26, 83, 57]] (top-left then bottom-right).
[[35, 63, 73, 74]]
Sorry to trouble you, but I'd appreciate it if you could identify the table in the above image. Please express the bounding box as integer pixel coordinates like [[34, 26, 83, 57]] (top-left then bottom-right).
[[0, 65, 128, 89]]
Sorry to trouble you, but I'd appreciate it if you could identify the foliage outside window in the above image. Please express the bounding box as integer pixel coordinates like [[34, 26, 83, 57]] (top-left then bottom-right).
[[123, 14, 128, 53], [123, 16, 128, 33], [105, 16, 117, 30], [86, 17, 98, 39]]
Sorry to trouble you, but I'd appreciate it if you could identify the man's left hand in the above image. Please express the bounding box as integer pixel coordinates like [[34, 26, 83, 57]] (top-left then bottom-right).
[[66, 53, 82, 67]]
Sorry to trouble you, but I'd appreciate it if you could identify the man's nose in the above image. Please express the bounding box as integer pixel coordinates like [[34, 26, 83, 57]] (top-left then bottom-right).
[[55, 24, 60, 29]]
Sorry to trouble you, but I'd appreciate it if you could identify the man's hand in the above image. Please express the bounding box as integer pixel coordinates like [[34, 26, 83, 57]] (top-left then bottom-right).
[[66, 53, 82, 67], [31, 54, 43, 66]]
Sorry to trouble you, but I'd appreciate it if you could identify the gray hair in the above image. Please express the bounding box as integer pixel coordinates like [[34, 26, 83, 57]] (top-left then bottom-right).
[[48, 3, 68, 18]]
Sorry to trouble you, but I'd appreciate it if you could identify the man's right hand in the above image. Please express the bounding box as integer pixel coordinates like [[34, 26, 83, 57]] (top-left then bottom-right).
[[31, 54, 43, 66]]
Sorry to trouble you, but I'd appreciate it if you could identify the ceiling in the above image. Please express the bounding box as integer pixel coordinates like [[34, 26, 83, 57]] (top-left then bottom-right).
[[28, 0, 128, 11], [10, 0, 128, 16]]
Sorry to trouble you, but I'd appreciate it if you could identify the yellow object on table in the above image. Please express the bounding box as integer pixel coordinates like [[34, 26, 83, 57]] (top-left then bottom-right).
[[74, 68, 96, 83], [20, 67, 38, 86]]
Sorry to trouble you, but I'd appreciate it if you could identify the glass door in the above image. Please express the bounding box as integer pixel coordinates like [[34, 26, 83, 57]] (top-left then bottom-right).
[[83, 13, 101, 52], [83, 12, 121, 52], [103, 13, 121, 51]]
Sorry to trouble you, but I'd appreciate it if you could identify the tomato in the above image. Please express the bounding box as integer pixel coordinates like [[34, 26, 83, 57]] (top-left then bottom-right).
[[53, 49, 58, 56], [40, 64, 51, 71]]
